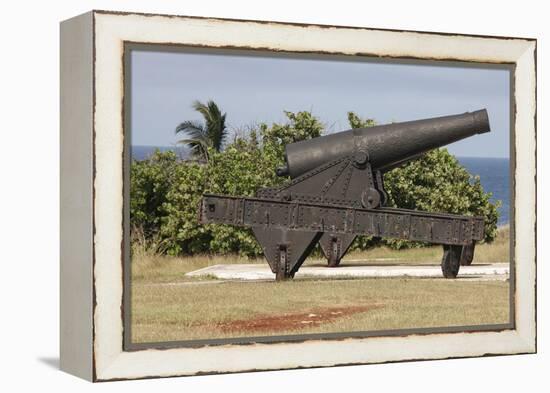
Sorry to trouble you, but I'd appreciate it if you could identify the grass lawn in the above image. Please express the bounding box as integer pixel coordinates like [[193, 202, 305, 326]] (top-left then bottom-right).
[[130, 226, 510, 344]]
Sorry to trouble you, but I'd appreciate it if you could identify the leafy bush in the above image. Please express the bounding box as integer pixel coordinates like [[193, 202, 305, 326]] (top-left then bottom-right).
[[158, 159, 209, 255], [382, 149, 499, 248], [130, 150, 179, 235], [130, 110, 500, 258], [132, 111, 325, 256]]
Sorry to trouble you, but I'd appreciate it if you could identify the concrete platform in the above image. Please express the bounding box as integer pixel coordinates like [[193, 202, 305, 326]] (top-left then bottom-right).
[[186, 262, 509, 281]]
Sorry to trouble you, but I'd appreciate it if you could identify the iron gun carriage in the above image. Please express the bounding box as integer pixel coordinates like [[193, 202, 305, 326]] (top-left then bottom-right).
[[199, 109, 491, 280]]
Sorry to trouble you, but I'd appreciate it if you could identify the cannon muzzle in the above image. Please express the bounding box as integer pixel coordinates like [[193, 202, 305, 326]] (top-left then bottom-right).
[[277, 109, 490, 178]]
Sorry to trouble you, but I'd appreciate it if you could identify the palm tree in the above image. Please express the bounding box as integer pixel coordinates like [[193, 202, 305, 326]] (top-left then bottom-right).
[[175, 100, 227, 162]]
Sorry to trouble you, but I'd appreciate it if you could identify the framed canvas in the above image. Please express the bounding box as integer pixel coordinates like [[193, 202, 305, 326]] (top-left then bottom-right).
[[60, 10, 536, 381]]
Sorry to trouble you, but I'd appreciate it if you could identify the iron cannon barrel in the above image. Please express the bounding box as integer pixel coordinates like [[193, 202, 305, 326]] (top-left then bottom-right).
[[277, 109, 490, 178]]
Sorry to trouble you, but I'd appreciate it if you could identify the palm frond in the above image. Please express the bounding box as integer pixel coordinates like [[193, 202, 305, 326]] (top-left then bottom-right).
[[175, 120, 205, 136], [192, 100, 228, 152], [192, 100, 212, 123], [208, 110, 227, 150], [175, 118, 211, 160], [176, 138, 210, 160], [176, 138, 206, 145], [177, 99, 228, 157]]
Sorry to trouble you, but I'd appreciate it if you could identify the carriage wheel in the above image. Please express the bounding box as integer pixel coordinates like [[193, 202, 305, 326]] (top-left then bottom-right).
[[460, 243, 475, 266], [441, 245, 462, 278]]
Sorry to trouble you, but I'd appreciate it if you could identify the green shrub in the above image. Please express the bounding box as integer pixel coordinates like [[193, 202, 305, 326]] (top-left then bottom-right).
[[130, 150, 179, 236], [382, 148, 499, 248], [133, 111, 324, 256], [159, 159, 208, 255]]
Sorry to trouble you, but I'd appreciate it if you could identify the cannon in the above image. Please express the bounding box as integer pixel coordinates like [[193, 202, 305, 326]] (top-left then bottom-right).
[[199, 109, 490, 280]]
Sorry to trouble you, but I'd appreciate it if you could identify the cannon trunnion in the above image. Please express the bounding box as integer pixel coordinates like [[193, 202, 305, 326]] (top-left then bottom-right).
[[198, 109, 491, 280]]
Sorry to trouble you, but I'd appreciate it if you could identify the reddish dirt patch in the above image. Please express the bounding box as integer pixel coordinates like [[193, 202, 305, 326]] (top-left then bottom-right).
[[217, 305, 378, 333]]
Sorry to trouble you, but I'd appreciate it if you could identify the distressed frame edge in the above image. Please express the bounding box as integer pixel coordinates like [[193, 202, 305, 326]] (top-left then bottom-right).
[[92, 8, 538, 42], [512, 40, 537, 353], [59, 11, 95, 381], [90, 11, 537, 381]]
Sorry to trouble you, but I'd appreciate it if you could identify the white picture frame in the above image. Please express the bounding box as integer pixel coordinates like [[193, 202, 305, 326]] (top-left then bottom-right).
[[60, 10, 536, 381]]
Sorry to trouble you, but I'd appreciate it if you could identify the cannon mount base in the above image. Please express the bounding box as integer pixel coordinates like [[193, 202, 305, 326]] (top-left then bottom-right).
[[199, 194, 484, 280]]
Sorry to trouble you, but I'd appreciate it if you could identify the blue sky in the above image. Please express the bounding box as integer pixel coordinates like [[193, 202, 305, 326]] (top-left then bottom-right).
[[130, 48, 510, 158]]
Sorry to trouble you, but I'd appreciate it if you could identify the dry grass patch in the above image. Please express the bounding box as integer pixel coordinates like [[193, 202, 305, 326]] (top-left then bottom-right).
[[131, 278, 509, 343]]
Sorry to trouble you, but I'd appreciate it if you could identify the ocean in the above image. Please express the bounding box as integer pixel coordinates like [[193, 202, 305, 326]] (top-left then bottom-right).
[[132, 146, 510, 225], [132, 145, 189, 161], [457, 157, 510, 226]]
